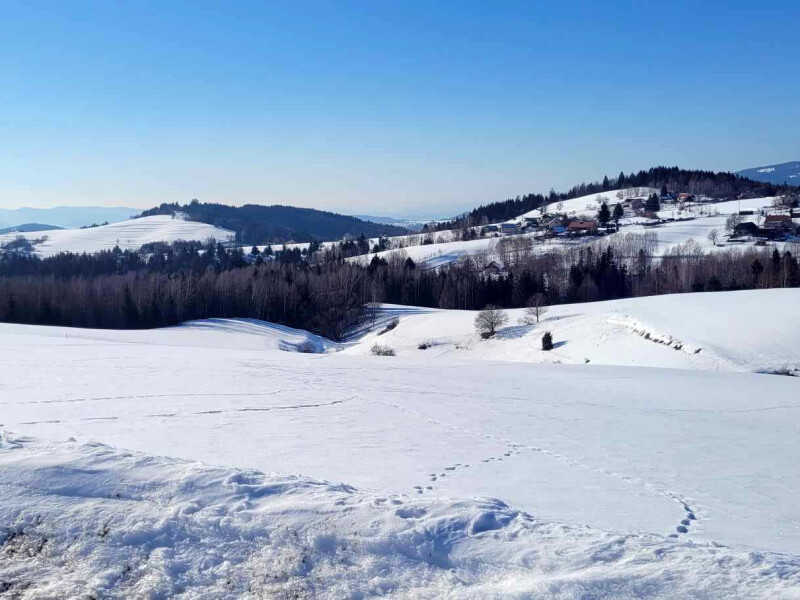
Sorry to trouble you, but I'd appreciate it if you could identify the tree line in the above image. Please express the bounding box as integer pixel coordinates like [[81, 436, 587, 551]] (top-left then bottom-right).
[[1, 236, 798, 339]]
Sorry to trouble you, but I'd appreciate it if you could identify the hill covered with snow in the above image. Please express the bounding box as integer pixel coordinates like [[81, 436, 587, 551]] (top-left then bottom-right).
[[0, 215, 235, 257], [738, 161, 800, 185], [1, 290, 799, 596], [345, 290, 800, 375]]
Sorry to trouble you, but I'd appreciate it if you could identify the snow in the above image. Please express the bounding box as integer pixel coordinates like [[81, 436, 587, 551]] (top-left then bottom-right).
[[4, 435, 799, 599], [2, 290, 800, 595], [518, 188, 659, 221], [344, 290, 800, 375], [0, 215, 235, 257]]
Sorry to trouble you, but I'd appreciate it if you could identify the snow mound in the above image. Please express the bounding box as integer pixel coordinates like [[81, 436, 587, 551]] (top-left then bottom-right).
[[0, 215, 235, 257], [2, 434, 798, 599]]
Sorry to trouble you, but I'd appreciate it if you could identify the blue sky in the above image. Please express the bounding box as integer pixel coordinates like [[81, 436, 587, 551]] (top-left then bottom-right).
[[1, 1, 798, 218]]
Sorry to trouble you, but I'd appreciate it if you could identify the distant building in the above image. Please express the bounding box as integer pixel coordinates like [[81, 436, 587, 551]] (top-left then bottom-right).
[[481, 224, 501, 235], [660, 193, 677, 202], [629, 198, 644, 211], [733, 222, 760, 237], [763, 215, 793, 230], [522, 217, 539, 229], [567, 220, 598, 234], [342, 233, 355, 242], [677, 193, 695, 202], [500, 222, 519, 235]]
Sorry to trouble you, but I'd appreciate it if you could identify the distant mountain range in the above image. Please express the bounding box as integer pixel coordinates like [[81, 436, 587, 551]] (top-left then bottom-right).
[[0, 223, 63, 235], [736, 161, 800, 186], [0, 206, 138, 230]]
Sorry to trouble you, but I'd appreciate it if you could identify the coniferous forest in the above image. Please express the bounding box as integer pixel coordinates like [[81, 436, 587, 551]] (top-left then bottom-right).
[[1, 235, 797, 340]]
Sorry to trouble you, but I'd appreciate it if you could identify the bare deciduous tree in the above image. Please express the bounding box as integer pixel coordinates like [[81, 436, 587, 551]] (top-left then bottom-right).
[[518, 293, 548, 325], [474, 305, 508, 337], [707, 228, 720, 247]]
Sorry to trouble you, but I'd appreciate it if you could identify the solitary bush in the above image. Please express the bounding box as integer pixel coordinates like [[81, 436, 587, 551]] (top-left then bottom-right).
[[542, 331, 554, 351], [474, 305, 509, 338], [296, 340, 319, 354], [371, 343, 396, 356], [418, 340, 434, 350]]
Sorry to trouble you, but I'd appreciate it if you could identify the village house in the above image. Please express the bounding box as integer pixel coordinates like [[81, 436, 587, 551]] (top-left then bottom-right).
[[763, 215, 794, 231], [500, 222, 520, 235], [567, 220, 598, 234], [733, 221, 760, 237]]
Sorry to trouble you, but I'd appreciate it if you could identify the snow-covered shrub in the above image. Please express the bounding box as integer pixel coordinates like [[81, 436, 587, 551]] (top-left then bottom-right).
[[371, 343, 396, 356], [296, 340, 318, 354]]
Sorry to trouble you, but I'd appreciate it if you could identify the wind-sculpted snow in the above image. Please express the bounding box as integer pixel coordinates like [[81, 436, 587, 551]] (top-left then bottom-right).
[[1, 435, 798, 599]]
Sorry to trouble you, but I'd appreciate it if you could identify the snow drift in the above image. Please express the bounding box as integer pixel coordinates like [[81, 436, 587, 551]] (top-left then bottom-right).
[[1, 434, 798, 599]]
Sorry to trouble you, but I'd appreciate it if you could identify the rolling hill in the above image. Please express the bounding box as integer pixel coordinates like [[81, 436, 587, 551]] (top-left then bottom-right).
[[737, 160, 800, 185], [140, 202, 410, 244], [1, 288, 799, 596], [0, 215, 235, 257]]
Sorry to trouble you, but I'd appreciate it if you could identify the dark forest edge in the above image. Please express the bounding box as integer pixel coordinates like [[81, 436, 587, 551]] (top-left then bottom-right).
[[1, 235, 798, 341]]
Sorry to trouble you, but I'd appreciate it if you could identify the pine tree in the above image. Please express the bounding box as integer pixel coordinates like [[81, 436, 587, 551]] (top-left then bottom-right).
[[602, 175, 610, 191], [645, 194, 661, 213], [598, 201, 611, 226]]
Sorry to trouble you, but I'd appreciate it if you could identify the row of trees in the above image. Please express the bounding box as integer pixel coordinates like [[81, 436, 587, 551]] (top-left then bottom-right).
[[1, 235, 798, 338]]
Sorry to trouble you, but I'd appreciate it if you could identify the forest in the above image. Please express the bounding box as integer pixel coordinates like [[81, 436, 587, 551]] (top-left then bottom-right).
[[1, 234, 797, 341]]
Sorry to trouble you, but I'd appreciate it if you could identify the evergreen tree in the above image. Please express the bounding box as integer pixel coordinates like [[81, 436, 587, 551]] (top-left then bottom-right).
[[645, 194, 661, 213], [598, 201, 611, 226], [612, 203, 624, 228]]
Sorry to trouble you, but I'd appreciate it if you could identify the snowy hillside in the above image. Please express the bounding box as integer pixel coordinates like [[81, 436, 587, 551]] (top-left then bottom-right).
[[0, 215, 235, 257], [738, 160, 800, 185], [517, 187, 659, 221], [2, 291, 800, 596], [345, 290, 800, 375]]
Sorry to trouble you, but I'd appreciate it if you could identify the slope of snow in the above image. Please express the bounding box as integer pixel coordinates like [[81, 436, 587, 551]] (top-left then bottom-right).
[[0, 318, 341, 354], [344, 290, 800, 375], [0, 215, 235, 257], [518, 188, 659, 221], [2, 434, 799, 599]]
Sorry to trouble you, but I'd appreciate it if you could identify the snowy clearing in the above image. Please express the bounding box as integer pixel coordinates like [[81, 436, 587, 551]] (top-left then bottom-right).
[[0, 215, 235, 257], [1, 290, 800, 596]]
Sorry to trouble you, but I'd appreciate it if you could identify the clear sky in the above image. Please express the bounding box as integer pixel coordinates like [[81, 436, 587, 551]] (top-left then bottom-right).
[[1, 1, 799, 218]]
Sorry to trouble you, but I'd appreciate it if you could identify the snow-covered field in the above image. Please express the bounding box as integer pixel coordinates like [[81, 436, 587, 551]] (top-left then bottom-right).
[[1, 289, 800, 596], [345, 290, 800, 375], [0, 215, 235, 257]]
